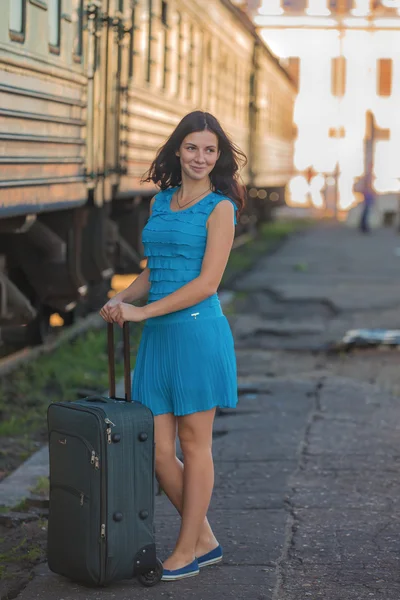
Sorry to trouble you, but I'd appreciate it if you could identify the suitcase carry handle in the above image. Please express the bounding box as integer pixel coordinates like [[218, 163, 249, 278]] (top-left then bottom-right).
[[107, 322, 132, 402], [85, 396, 109, 404]]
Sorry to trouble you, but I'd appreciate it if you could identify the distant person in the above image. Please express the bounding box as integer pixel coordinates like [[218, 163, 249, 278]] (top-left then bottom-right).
[[100, 111, 246, 582], [354, 173, 374, 233], [359, 188, 374, 233]]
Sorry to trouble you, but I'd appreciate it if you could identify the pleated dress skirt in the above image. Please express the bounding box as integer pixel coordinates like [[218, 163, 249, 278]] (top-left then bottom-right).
[[132, 303, 237, 416]]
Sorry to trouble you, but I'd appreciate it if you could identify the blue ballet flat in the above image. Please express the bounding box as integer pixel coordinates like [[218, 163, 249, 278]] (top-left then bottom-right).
[[161, 558, 200, 581], [197, 544, 223, 568]]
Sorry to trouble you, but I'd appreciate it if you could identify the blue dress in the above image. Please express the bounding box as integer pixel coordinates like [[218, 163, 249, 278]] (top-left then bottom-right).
[[132, 187, 238, 416]]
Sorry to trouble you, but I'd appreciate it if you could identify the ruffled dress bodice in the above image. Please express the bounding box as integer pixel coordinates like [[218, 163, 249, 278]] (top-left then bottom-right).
[[142, 188, 237, 310]]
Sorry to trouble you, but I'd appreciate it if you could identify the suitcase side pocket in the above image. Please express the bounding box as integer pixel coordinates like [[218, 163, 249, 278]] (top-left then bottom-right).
[[48, 430, 102, 584], [48, 484, 92, 581]]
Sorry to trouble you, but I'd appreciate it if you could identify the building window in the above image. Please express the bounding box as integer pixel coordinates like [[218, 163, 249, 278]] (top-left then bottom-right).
[[48, 0, 61, 51], [329, 0, 354, 12], [72, 0, 84, 58], [283, 0, 307, 9], [331, 56, 346, 97], [9, 0, 25, 42], [377, 58, 392, 97], [329, 126, 345, 138]]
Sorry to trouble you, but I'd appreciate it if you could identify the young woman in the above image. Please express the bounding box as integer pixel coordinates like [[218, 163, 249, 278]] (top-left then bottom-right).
[[100, 110, 246, 581]]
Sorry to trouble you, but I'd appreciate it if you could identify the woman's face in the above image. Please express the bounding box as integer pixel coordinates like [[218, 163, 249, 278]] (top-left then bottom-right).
[[177, 130, 220, 182]]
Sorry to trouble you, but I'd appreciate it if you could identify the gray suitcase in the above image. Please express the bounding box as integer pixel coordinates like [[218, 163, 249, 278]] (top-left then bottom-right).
[[47, 322, 162, 587]]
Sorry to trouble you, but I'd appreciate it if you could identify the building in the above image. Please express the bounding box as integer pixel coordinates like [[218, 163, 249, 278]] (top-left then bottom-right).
[[242, 0, 400, 223]]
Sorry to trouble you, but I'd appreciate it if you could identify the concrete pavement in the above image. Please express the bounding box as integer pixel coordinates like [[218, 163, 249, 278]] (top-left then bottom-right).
[[13, 223, 400, 599], [231, 223, 400, 351]]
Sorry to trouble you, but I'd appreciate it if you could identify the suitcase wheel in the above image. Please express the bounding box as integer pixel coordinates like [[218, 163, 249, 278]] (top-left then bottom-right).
[[137, 558, 163, 587]]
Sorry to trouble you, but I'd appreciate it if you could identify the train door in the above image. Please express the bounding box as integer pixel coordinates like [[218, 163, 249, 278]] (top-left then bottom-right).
[[86, 0, 131, 206]]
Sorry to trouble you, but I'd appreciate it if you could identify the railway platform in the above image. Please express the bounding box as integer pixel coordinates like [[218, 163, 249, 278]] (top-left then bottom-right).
[[12, 223, 400, 599]]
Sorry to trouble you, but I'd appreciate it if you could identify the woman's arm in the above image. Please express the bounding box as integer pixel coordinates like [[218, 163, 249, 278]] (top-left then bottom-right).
[[109, 200, 235, 325]]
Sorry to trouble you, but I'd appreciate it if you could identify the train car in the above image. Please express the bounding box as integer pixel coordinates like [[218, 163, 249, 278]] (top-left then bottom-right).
[[0, 0, 295, 344], [248, 38, 296, 222]]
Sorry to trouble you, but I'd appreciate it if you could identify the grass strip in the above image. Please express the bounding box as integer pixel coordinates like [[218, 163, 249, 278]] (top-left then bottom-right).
[[0, 325, 142, 437]]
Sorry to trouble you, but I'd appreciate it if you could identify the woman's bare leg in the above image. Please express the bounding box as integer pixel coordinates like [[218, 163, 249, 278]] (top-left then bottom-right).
[[153, 413, 218, 563], [162, 408, 216, 570]]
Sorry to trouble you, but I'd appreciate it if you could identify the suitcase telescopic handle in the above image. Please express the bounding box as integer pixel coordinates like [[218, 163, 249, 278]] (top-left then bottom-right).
[[107, 322, 132, 402]]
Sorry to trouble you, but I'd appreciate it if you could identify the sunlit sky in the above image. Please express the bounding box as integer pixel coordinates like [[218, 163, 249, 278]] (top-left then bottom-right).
[[256, 1, 400, 210]]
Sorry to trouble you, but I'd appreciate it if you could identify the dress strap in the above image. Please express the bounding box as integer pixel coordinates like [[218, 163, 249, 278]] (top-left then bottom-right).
[[205, 194, 237, 226], [152, 188, 175, 214]]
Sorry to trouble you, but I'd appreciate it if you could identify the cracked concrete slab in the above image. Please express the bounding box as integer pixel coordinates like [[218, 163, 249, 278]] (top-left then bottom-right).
[[273, 373, 400, 599], [211, 460, 297, 510], [289, 507, 400, 568], [307, 417, 400, 456], [231, 314, 327, 338], [279, 564, 400, 600], [291, 469, 400, 510], [234, 226, 400, 317]]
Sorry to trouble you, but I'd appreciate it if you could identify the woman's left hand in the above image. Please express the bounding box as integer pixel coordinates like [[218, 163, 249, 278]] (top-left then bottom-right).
[[108, 302, 147, 327]]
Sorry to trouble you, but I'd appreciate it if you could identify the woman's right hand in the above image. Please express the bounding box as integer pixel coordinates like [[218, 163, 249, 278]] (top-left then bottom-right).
[[99, 297, 121, 323]]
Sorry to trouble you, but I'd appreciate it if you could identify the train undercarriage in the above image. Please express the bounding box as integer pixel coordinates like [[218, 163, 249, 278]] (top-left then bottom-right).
[[0, 186, 285, 346]]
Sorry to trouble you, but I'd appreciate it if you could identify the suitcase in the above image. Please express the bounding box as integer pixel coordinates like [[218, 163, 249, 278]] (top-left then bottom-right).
[[47, 322, 162, 587]]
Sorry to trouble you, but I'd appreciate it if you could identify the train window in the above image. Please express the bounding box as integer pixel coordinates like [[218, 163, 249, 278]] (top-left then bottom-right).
[[377, 59, 392, 97], [331, 56, 346, 97], [9, 0, 25, 42], [161, 1, 168, 26], [147, 0, 153, 82], [187, 24, 195, 100], [177, 12, 183, 96], [48, 0, 61, 51], [72, 0, 84, 58], [218, 53, 227, 112], [162, 3, 169, 89]]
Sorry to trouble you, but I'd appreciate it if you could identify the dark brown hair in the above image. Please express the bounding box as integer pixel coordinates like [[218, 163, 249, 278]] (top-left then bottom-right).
[[142, 111, 247, 213]]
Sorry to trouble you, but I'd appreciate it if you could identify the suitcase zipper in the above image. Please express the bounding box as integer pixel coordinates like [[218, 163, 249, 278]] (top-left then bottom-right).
[[51, 483, 88, 506], [104, 418, 115, 444], [51, 430, 100, 469]]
